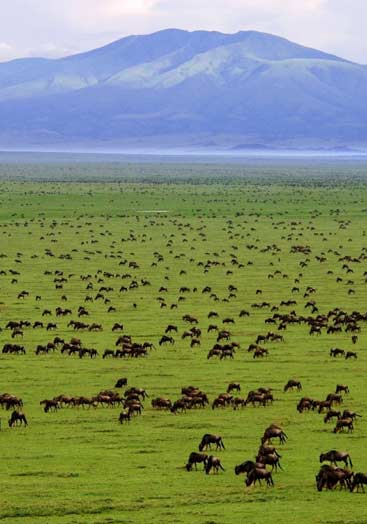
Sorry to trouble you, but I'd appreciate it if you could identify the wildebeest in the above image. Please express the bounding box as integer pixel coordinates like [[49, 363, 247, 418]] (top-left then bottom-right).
[[227, 382, 241, 393], [350, 472, 367, 492], [330, 348, 345, 357], [261, 425, 288, 445], [256, 453, 283, 471], [246, 467, 274, 487], [115, 377, 128, 388], [235, 460, 263, 476], [118, 411, 131, 424], [199, 434, 225, 452], [335, 384, 349, 394], [8, 411, 28, 427], [323, 410, 341, 423], [316, 464, 353, 491], [186, 452, 208, 471], [297, 398, 313, 413], [159, 335, 174, 346], [284, 379, 302, 392], [333, 418, 354, 433], [341, 410, 362, 421], [205, 455, 225, 474], [320, 450, 353, 468], [151, 397, 172, 410], [40, 399, 59, 413]]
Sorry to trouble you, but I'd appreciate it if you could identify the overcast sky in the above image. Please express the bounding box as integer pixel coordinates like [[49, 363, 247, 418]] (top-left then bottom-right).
[[0, 0, 365, 64]]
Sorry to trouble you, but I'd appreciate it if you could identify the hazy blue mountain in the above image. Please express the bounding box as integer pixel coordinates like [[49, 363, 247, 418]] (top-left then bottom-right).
[[0, 29, 366, 150]]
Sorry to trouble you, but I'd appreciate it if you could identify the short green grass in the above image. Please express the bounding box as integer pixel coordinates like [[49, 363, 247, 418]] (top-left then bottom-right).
[[0, 163, 367, 524]]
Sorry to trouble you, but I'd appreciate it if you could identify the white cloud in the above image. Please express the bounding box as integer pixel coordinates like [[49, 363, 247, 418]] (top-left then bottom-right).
[[0, 42, 14, 61], [0, 0, 365, 63]]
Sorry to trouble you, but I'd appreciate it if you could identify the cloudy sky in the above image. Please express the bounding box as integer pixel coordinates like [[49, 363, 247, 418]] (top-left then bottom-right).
[[0, 0, 365, 63]]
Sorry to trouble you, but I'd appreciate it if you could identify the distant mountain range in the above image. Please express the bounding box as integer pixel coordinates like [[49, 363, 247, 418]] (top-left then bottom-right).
[[0, 29, 367, 152]]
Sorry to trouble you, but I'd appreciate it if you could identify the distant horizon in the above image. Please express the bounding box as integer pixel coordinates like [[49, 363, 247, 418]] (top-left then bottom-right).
[[1, 146, 367, 160]]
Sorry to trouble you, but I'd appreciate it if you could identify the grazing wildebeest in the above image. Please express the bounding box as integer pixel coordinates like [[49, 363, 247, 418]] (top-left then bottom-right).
[[8, 411, 28, 427], [253, 347, 268, 359], [207, 348, 221, 359], [335, 384, 349, 394], [0, 394, 23, 410], [125, 387, 148, 400], [297, 398, 313, 413], [212, 397, 226, 410], [320, 450, 353, 468], [330, 348, 345, 357], [232, 397, 246, 410], [11, 328, 23, 338], [261, 426, 288, 445], [165, 324, 178, 333], [171, 399, 187, 414], [127, 403, 142, 416], [235, 461, 263, 476], [256, 453, 283, 471], [159, 335, 174, 346], [316, 464, 353, 491], [151, 397, 172, 410], [103, 349, 115, 359], [323, 410, 341, 423], [325, 393, 343, 405], [284, 379, 302, 392], [350, 472, 367, 492], [205, 456, 225, 474], [118, 411, 131, 424], [40, 399, 59, 413], [341, 410, 362, 421], [333, 418, 354, 433], [186, 452, 208, 471], [115, 377, 128, 388], [246, 468, 274, 487], [227, 382, 241, 393], [258, 445, 281, 458], [199, 434, 225, 452]]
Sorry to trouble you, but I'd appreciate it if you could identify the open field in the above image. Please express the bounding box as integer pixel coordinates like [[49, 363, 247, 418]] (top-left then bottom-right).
[[1, 160, 367, 524]]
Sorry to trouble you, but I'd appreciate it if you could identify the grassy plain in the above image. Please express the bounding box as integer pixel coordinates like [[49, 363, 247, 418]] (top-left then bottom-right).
[[0, 159, 367, 524]]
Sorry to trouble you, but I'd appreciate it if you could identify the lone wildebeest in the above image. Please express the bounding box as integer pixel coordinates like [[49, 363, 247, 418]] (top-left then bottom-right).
[[115, 377, 128, 388], [284, 379, 302, 392], [227, 382, 241, 393]]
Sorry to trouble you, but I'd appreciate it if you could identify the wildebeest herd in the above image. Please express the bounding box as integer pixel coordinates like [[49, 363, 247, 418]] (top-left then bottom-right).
[[1, 172, 367, 524]]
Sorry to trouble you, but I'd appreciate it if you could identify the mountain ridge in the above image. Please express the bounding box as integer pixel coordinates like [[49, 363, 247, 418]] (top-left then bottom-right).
[[0, 29, 366, 150]]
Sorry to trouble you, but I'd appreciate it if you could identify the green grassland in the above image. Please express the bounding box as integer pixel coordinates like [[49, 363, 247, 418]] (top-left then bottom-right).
[[0, 161, 367, 524]]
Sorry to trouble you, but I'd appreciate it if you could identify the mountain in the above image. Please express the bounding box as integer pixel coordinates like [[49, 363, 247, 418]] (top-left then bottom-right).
[[0, 28, 366, 151]]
